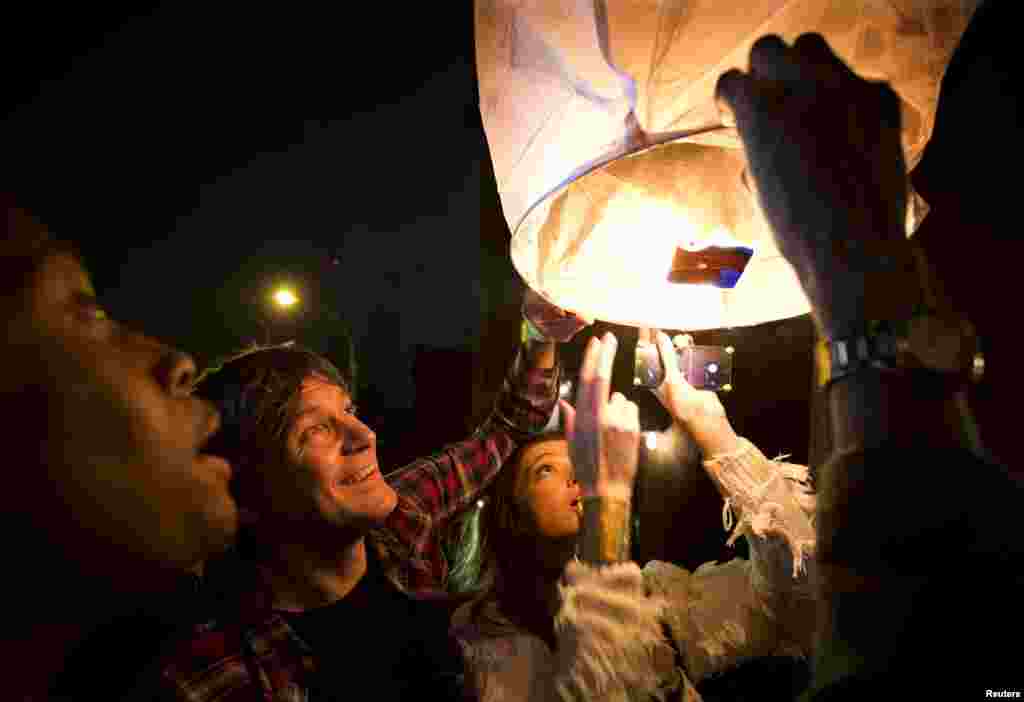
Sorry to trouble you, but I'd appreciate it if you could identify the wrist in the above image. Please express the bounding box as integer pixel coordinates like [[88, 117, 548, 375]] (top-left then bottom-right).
[[580, 481, 633, 501], [827, 368, 965, 452], [689, 421, 741, 459], [671, 415, 737, 454], [578, 494, 632, 565], [811, 244, 925, 341]]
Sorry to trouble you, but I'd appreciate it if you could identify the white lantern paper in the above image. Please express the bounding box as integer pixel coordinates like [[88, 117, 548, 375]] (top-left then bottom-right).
[[476, 0, 978, 330]]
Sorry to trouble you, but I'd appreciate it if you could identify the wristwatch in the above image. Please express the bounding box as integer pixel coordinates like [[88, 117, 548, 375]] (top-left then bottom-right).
[[816, 310, 985, 389]]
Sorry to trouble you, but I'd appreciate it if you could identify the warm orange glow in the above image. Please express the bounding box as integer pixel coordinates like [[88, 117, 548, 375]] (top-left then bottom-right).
[[644, 432, 658, 451], [272, 288, 298, 309], [478, 0, 974, 331]]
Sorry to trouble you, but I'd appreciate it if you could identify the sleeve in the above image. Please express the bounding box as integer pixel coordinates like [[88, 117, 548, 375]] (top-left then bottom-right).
[[552, 561, 680, 702], [456, 565, 701, 702], [458, 633, 567, 702], [642, 438, 818, 683], [387, 338, 561, 523]]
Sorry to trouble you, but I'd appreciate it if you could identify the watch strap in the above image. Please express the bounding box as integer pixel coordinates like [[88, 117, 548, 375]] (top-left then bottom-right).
[[817, 309, 983, 390]]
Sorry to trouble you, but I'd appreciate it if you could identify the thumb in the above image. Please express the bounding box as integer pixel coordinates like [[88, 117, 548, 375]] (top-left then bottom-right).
[[655, 331, 683, 382], [559, 399, 576, 441]]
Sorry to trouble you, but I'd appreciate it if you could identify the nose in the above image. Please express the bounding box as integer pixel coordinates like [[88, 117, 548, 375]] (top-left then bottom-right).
[[153, 349, 198, 398], [343, 415, 376, 456]]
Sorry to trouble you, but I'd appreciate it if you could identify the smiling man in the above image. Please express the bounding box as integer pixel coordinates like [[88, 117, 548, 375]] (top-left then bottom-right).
[[140, 292, 586, 700]]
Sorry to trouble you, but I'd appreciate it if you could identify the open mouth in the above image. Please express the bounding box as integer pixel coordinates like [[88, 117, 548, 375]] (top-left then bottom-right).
[[339, 465, 377, 486]]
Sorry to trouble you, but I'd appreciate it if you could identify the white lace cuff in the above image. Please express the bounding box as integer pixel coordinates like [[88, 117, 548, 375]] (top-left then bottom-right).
[[704, 438, 816, 578]]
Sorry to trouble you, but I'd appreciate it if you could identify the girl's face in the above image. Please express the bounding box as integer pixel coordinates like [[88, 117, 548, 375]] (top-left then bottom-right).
[[515, 439, 582, 541]]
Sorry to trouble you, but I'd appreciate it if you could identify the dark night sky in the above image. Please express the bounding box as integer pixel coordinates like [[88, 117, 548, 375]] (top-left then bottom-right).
[[4, 2, 487, 411], [3, 2, 1017, 489]]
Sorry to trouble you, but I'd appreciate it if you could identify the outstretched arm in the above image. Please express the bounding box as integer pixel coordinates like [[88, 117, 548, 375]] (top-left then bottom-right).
[[716, 33, 1022, 696], [380, 290, 588, 592], [641, 329, 816, 682]]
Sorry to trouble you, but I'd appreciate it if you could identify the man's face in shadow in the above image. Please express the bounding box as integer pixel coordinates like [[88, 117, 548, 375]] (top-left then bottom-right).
[[4, 239, 238, 590]]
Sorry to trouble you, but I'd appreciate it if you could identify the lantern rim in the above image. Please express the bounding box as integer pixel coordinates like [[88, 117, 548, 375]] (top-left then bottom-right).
[[510, 123, 734, 241]]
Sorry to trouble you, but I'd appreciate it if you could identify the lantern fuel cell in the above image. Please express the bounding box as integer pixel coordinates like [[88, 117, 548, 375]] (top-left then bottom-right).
[[634, 342, 734, 391]]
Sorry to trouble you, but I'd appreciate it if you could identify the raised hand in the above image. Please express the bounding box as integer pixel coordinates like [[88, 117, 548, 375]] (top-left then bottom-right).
[[561, 332, 639, 501], [641, 328, 739, 460], [523, 287, 593, 343], [715, 34, 918, 339]]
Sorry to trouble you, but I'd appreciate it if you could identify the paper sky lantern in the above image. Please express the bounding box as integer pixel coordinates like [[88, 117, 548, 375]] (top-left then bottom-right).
[[476, 0, 978, 330]]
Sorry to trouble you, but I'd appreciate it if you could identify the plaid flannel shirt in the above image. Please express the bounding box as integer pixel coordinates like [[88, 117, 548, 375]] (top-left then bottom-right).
[[144, 339, 560, 702], [372, 339, 560, 593]]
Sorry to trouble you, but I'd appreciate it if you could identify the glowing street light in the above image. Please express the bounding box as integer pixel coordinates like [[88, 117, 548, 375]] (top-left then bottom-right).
[[273, 288, 298, 309], [258, 286, 300, 345]]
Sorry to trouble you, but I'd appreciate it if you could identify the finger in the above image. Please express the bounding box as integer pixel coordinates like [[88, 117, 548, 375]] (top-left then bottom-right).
[[625, 400, 640, 432], [673, 334, 693, 349], [560, 399, 577, 443], [607, 396, 640, 431], [582, 333, 616, 421], [584, 333, 616, 420], [598, 332, 617, 382], [715, 69, 755, 129], [792, 32, 855, 80], [655, 331, 682, 381], [576, 335, 603, 426], [749, 35, 804, 83]]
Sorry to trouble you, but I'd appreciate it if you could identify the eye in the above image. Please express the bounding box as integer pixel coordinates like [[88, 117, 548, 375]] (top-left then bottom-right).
[[537, 464, 553, 477], [301, 423, 333, 444], [74, 297, 110, 324], [345, 405, 358, 417]]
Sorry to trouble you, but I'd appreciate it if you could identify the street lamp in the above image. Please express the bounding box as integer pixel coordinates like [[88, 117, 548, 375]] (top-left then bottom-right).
[[273, 287, 298, 309], [260, 286, 300, 344]]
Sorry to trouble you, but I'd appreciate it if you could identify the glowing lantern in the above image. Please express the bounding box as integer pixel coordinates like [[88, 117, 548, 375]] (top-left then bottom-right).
[[476, 0, 977, 330]]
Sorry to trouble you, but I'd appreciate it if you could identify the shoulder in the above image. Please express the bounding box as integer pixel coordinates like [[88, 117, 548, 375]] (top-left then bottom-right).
[[450, 594, 538, 656]]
